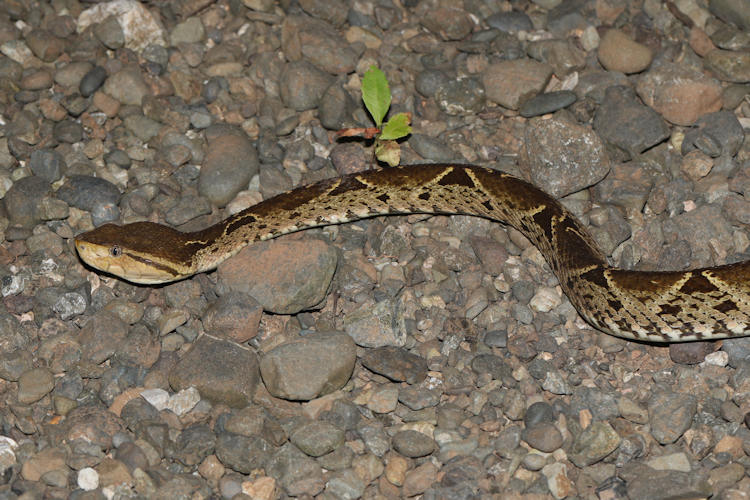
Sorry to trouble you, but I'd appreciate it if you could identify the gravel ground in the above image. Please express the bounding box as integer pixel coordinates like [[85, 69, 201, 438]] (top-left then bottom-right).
[[0, 0, 750, 499]]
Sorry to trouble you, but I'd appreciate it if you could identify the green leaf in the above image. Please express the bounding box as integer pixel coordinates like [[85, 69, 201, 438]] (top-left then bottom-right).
[[362, 66, 390, 127], [379, 112, 412, 141], [375, 139, 401, 167]]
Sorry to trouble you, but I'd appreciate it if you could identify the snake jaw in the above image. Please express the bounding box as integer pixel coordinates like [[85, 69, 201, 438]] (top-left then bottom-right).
[[75, 238, 117, 275], [75, 238, 127, 278]]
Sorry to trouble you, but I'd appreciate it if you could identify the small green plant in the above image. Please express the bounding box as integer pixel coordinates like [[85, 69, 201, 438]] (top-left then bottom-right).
[[338, 66, 412, 166]]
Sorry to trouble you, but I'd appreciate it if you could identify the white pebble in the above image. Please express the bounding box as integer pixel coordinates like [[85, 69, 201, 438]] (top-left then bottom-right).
[[165, 387, 201, 416], [529, 286, 562, 313], [140, 388, 170, 410], [702, 351, 728, 367], [77, 467, 99, 491], [0, 436, 18, 471]]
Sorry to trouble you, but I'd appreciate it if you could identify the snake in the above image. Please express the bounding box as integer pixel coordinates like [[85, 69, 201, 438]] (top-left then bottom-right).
[[74, 164, 750, 343]]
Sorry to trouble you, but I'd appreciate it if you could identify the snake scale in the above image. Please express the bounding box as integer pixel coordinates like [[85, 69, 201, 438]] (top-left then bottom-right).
[[75, 164, 750, 343]]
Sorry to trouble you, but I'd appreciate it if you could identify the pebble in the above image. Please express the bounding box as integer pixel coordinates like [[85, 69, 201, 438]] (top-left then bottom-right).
[[62, 95, 96, 116], [527, 38, 586, 76], [710, 0, 750, 31], [80, 66, 107, 97], [598, 28, 653, 73], [259, 331, 356, 400], [403, 462, 438, 497], [198, 125, 259, 207], [486, 11, 533, 33], [318, 84, 355, 131], [266, 444, 325, 496], [569, 421, 622, 467], [360, 346, 427, 384], [77, 467, 99, 491], [283, 17, 357, 75], [17, 367, 54, 404], [102, 66, 151, 106], [522, 115, 611, 197], [57, 175, 120, 225], [522, 423, 563, 452], [94, 15, 125, 49], [392, 430, 435, 458], [482, 59, 553, 110], [202, 291, 262, 342], [218, 239, 337, 314], [25, 29, 64, 62], [636, 61, 722, 125], [343, 298, 406, 347], [648, 392, 697, 445], [415, 69, 451, 98], [78, 0, 166, 51], [593, 85, 670, 157], [280, 60, 333, 112], [165, 386, 201, 416], [21, 447, 67, 482], [325, 469, 365, 499], [620, 463, 712, 499], [29, 149, 65, 183], [434, 78, 486, 116], [647, 452, 692, 472], [215, 433, 271, 474], [705, 49, 750, 82], [168, 336, 260, 408], [519, 90, 577, 117], [682, 110, 745, 157], [366, 384, 399, 413], [290, 420, 345, 457], [542, 462, 574, 499], [422, 7, 473, 40], [410, 133, 459, 161]]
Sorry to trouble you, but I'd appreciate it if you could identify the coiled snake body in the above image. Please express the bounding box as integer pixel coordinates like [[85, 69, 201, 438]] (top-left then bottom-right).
[[75, 164, 750, 343]]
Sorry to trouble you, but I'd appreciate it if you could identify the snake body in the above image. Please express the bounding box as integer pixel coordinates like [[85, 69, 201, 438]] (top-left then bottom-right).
[[75, 164, 750, 343]]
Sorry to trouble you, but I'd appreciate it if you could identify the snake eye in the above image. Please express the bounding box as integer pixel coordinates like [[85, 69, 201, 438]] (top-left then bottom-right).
[[110, 245, 122, 257]]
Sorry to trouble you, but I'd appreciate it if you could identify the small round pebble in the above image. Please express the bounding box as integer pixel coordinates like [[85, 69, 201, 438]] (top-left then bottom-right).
[[598, 29, 653, 73], [392, 430, 435, 458], [17, 367, 54, 404], [77, 467, 99, 491]]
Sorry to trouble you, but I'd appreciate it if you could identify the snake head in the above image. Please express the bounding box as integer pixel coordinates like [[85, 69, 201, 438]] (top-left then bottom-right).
[[75, 222, 191, 284]]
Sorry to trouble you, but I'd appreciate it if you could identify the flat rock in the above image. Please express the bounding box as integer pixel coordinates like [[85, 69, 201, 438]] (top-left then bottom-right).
[[169, 336, 260, 408], [593, 85, 670, 158], [360, 346, 427, 384], [648, 391, 697, 445], [259, 331, 356, 400], [636, 61, 722, 125], [482, 59, 553, 110], [705, 49, 750, 82], [218, 238, 337, 315], [620, 462, 711, 500]]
